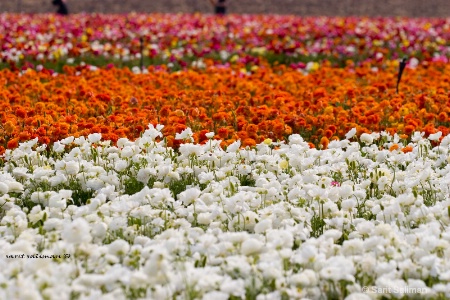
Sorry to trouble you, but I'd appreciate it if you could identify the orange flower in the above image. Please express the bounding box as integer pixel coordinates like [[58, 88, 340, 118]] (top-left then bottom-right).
[[7, 137, 19, 149], [242, 138, 256, 147], [404, 125, 415, 135], [4, 121, 15, 134], [15, 108, 27, 118], [401, 146, 413, 153], [319, 136, 329, 149], [217, 127, 229, 139], [389, 144, 399, 151], [438, 112, 448, 123]]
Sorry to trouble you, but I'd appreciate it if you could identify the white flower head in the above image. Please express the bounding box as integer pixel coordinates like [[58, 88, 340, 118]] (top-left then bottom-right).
[[117, 138, 129, 148], [143, 124, 164, 140], [60, 136, 75, 145], [88, 133, 102, 143], [254, 218, 272, 234], [61, 218, 92, 244], [53, 141, 65, 153], [175, 128, 194, 142], [345, 128, 357, 140], [440, 134, 450, 146], [108, 239, 130, 256], [428, 131, 442, 141], [226, 140, 241, 152], [411, 131, 425, 142], [360, 133, 373, 144], [241, 238, 264, 255], [0, 182, 9, 195]]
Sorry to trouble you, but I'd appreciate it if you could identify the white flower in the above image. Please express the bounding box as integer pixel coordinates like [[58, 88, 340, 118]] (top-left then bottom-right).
[[293, 244, 318, 265], [53, 141, 65, 153], [411, 131, 425, 142], [12, 167, 29, 180], [339, 185, 353, 198], [342, 239, 364, 255], [129, 271, 149, 289], [60, 136, 75, 145], [175, 128, 194, 141], [56, 161, 79, 175], [428, 131, 442, 141], [197, 212, 213, 225], [59, 189, 73, 199], [205, 132, 215, 139], [342, 198, 357, 211], [91, 222, 107, 240], [48, 193, 66, 209], [440, 134, 450, 146], [6, 181, 24, 193], [290, 269, 318, 286], [144, 123, 164, 138], [345, 128, 357, 139], [114, 159, 128, 172], [254, 219, 272, 234], [61, 218, 92, 244], [121, 145, 137, 158], [0, 182, 8, 195], [220, 278, 245, 298], [136, 168, 156, 184], [225, 140, 241, 153], [108, 239, 130, 256], [86, 178, 105, 191], [360, 133, 373, 144], [323, 229, 343, 242], [237, 164, 252, 175], [28, 205, 45, 224], [178, 188, 201, 206], [117, 138, 129, 148], [356, 221, 374, 235], [241, 238, 264, 255], [49, 173, 67, 186], [88, 133, 102, 143], [320, 256, 355, 282]]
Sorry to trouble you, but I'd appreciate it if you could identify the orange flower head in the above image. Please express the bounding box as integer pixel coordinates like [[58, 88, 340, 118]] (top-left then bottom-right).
[[4, 121, 16, 134], [15, 108, 27, 119], [319, 136, 329, 149], [389, 144, 399, 152], [401, 146, 413, 153], [7, 138, 19, 149]]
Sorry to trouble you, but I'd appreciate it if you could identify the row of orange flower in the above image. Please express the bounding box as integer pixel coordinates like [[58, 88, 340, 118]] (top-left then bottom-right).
[[1, 60, 450, 154]]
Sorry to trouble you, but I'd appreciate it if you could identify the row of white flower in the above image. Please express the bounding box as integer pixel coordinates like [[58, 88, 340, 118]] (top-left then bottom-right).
[[1, 125, 450, 299]]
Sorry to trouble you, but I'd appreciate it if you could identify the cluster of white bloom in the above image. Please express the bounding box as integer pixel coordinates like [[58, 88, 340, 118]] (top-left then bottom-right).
[[1, 125, 450, 299]]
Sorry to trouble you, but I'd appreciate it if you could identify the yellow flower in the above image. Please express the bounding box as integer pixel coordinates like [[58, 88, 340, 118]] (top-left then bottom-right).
[[263, 138, 272, 145], [250, 47, 266, 55], [230, 54, 239, 63], [279, 160, 289, 170], [324, 106, 334, 114]]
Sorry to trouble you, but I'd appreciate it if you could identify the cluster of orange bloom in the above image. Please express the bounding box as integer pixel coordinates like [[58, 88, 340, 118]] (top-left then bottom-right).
[[1, 60, 450, 154]]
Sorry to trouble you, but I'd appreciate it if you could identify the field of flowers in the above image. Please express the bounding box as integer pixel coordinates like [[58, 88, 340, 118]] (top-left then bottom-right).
[[1, 13, 450, 300]]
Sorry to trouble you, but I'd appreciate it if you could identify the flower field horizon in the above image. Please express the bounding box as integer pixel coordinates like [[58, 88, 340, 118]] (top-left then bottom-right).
[[1, 13, 450, 300]]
